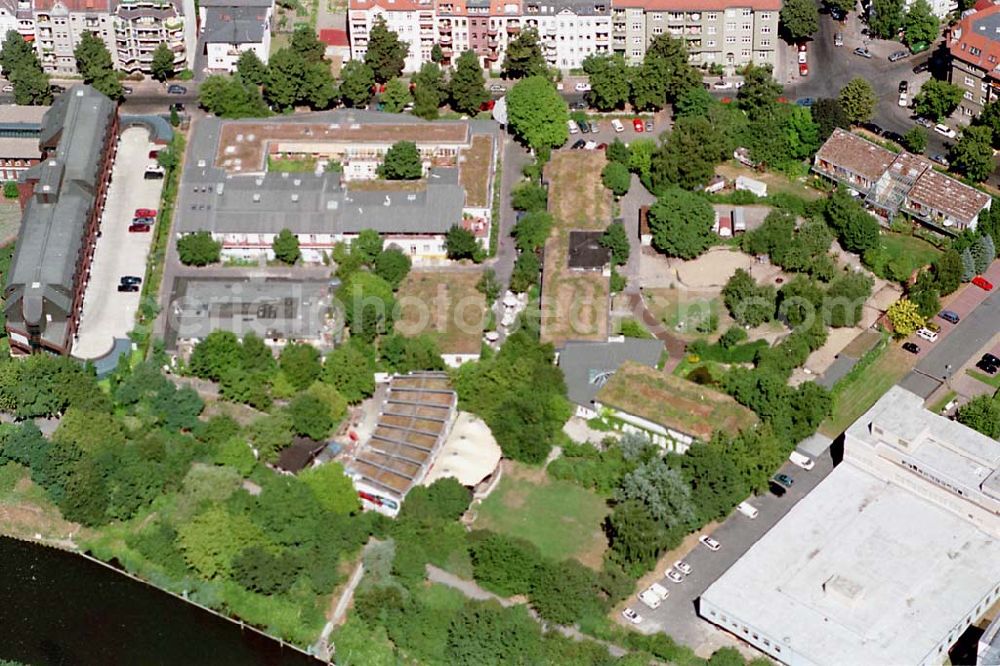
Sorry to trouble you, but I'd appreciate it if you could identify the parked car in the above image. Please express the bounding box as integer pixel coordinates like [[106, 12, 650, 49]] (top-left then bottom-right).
[[889, 50, 909, 62], [834, 32, 844, 47], [973, 275, 994, 291], [853, 47, 873, 58], [976, 359, 998, 375], [737, 501, 759, 519], [830, 7, 846, 20], [120, 275, 142, 285], [860, 122, 884, 136], [713, 81, 733, 90], [1, 84, 12, 93], [902, 341, 921, 354], [117, 283, 139, 292], [898, 80, 909, 93], [913, 61, 930, 74], [123, 86, 133, 95], [584, 140, 598, 150], [699, 535, 721, 551], [489, 84, 506, 93], [611, 118, 624, 133], [571, 139, 586, 150], [568, 119, 580, 134], [797, 45, 808, 64], [665, 569, 684, 584], [934, 123, 957, 138], [133, 216, 155, 225], [795, 97, 815, 107], [915, 116, 934, 128], [898, 90, 908, 107], [644, 119, 653, 132], [167, 84, 187, 95], [789, 450, 815, 470], [169, 102, 184, 112], [883, 130, 904, 144], [134, 208, 157, 218], [939, 309, 960, 324], [916, 327, 939, 342], [621, 608, 643, 624], [983, 353, 1000, 366], [571, 101, 587, 110], [128, 223, 151, 233], [50, 84, 65, 93], [144, 167, 165, 180], [639, 583, 669, 609], [799, 62, 809, 76], [574, 82, 591, 92], [578, 120, 591, 133], [924, 320, 940, 333], [674, 560, 692, 575], [930, 153, 950, 167], [632, 118, 644, 132], [774, 473, 794, 488]]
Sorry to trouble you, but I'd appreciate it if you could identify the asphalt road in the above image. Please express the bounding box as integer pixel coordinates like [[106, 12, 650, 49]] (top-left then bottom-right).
[[899, 284, 1000, 398], [626, 450, 835, 650]]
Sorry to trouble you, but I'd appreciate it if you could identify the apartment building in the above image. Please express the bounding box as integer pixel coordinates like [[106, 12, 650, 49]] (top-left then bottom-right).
[[948, 4, 1000, 118], [31, 0, 117, 75], [114, 0, 192, 75], [523, 0, 610, 69], [435, 0, 522, 69], [349, 0, 436, 72], [611, 0, 779, 69], [0, 0, 19, 38], [199, 0, 273, 72]]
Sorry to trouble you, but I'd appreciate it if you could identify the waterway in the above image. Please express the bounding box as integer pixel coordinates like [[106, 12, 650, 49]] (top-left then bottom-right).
[[0, 536, 323, 666]]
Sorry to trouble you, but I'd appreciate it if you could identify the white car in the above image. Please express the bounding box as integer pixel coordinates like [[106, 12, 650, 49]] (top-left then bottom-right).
[[674, 560, 692, 575], [568, 119, 580, 135], [789, 450, 815, 470], [489, 84, 506, 93], [798, 50, 807, 65], [934, 123, 957, 139], [699, 535, 721, 551], [622, 607, 643, 624], [916, 327, 939, 342], [584, 140, 598, 150], [665, 569, 684, 583], [639, 582, 669, 609], [898, 91, 908, 107], [611, 118, 624, 133], [1, 84, 12, 93], [712, 81, 733, 90], [575, 82, 591, 92]]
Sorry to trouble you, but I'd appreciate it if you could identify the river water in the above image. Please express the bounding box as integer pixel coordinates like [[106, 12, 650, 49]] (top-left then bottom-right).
[[0, 536, 323, 666]]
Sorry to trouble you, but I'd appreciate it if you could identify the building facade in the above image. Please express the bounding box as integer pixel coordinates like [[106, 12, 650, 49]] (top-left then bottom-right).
[[31, 0, 117, 75], [612, 0, 778, 68], [948, 4, 1000, 118], [199, 0, 273, 72], [349, 0, 436, 73], [113, 0, 190, 75], [4, 86, 118, 356], [0, 105, 48, 181]]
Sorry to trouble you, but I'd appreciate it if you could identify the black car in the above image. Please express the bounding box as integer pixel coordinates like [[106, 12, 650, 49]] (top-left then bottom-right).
[[976, 359, 998, 375], [902, 342, 921, 354], [170, 102, 185, 112], [133, 216, 155, 225], [117, 283, 139, 293], [167, 84, 187, 95], [983, 353, 1000, 366], [883, 131, 904, 144], [571, 101, 587, 110], [578, 120, 590, 133], [769, 481, 787, 497], [830, 7, 845, 20], [913, 61, 930, 74], [120, 275, 142, 286], [898, 80, 909, 93], [860, 122, 884, 136], [50, 84, 65, 93], [571, 139, 586, 149]]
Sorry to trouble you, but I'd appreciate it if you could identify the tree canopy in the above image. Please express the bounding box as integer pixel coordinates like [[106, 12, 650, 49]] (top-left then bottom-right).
[[506, 76, 569, 151], [364, 19, 408, 83], [647, 188, 716, 259], [177, 231, 222, 266], [501, 28, 547, 79], [378, 141, 423, 180]]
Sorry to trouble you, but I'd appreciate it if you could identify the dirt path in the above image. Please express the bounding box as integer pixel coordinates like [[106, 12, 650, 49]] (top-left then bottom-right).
[[625, 292, 686, 373]]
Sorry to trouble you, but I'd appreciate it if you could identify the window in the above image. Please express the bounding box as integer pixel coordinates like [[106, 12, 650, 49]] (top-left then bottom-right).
[[707, 40, 716, 47], [652, 12, 661, 20], [707, 26, 716, 34], [761, 38, 770, 47], [965, 76, 976, 86], [725, 35, 736, 44], [761, 12, 771, 20], [743, 23, 751, 31], [631, 49, 641, 56], [631, 21, 641, 29], [741, 48, 750, 57], [742, 35, 751, 43], [742, 8, 751, 15], [761, 25, 770, 33], [652, 25, 662, 33], [707, 12, 718, 19]]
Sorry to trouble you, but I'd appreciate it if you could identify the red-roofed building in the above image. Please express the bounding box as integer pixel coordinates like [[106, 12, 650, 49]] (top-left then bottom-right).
[[949, 4, 1000, 117], [319, 28, 351, 61]]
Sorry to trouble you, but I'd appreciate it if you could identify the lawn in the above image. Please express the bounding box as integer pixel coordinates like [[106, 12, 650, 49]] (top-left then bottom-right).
[[640, 288, 730, 340], [966, 369, 1000, 389], [395, 269, 486, 355], [819, 344, 911, 437], [267, 155, 318, 173], [873, 232, 942, 279], [475, 462, 610, 568]]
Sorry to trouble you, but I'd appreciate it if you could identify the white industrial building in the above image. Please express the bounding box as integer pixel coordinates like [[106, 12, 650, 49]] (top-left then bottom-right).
[[700, 386, 1000, 666]]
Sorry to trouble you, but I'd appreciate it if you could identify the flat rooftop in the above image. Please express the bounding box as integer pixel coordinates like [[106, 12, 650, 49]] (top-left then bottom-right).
[[700, 462, 1000, 665]]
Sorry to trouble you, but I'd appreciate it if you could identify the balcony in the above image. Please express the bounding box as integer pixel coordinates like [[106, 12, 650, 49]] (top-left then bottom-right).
[[487, 27, 498, 36], [507, 24, 520, 34], [439, 20, 452, 32], [487, 36, 498, 47], [485, 52, 498, 61], [439, 34, 452, 44]]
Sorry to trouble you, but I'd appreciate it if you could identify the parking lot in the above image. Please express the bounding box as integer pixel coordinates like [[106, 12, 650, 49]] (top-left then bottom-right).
[[73, 127, 164, 359], [622, 450, 835, 656], [566, 110, 671, 148]]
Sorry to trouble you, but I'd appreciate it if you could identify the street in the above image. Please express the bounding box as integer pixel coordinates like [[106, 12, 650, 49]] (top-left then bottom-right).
[[625, 450, 835, 652]]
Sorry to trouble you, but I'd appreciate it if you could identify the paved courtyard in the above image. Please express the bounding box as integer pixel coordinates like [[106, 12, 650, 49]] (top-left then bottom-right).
[[73, 127, 163, 359]]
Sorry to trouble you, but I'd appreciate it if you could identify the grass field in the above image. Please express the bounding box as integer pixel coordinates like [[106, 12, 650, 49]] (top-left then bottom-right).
[[819, 345, 911, 437], [267, 155, 318, 173], [475, 462, 610, 568], [875, 233, 941, 279], [396, 270, 486, 355]]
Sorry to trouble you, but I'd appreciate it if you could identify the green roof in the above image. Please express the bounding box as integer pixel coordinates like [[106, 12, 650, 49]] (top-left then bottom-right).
[[595, 362, 758, 441]]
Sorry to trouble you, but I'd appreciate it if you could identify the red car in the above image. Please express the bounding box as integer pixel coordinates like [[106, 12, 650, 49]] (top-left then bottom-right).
[[134, 208, 157, 218], [632, 118, 644, 132], [128, 223, 151, 233], [972, 276, 994, 291], [148, 150, 160, 159], [799, 62, 809, 76]]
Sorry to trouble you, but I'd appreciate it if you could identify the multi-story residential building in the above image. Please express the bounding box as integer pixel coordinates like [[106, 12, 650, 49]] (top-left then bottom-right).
[[813, 128, 991, 233], [434, 0, 523, 69], [611, 0, 779, 69], [523, 0, 610, 69], [31, 0, 117, 75], [4, 86, 118, 356], [349, 0, 436, 72], [0, 0, 19, 39], [199, 0, 273, 72], [948, 3, 1000, 118], [113, 0, 191, 75]]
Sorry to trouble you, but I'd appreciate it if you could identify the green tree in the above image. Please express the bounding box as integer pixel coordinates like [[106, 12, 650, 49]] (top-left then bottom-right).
[[365, 18, 408, 83], [449, 50, 488, 115], [913, 79, 963, 121], [962, 246, 976, 281], [501, 28, 547, 79], [651, 115, 727, 190], [601, 161, 631, 197], [811, 97, 849, 140], [628, 34, 701, 111], [300, 461, 360, 515], [322, 340, 376, 403], [511, 182, 548, 211], [287, 392, 334, 440], [176, 231, 221, 266], [606, 499, 670, 572], [784, 105, 821, 159], [512, 211, 554, 252], [189, 330, 242, 382], [601, 221, 630, 266], [582, 53, 630, 111], [505, 75, 568, 151], [647, 188, 716, 259], [272, 228, 300, 264], [780, 0, 819, 41], [378, 140, 423, 180], [279, 342, 322, 391], [232, 546, 301, 594], [412, 62, 446, 119], [956, 394, 1000, 438], [903, 126, 928, 153], [291, 24, 326, 63], [468, 530, 542, 596], [737, 64, 782, 118], [870, 0, 904, 38], [373, 247, 412, 289], [177, 506, 269, 579], [264, 48, 306, 110], [302, 60, 337, 109], [236, 50, 267, 86], [339, 272, 396, 342], [908, 270, 941, 318], [886, 297, 925, 338], [902, 0, 938, 47], [722, 268, 777, 327], [0, 30, 36, 77], [509, 252, 540, 293], [74, 31, 122, 100], [10, 62, 52, 106], [674, 85, 714, 118], [447, 601, 543, 665], [339, 60, 375, 108], [431, 43, 444, 64], [934, 248, 963, 295], [380, 77, 410, 113], [198, 75, 270, 118], [400, 478, 471, 523], [825, 189, 880, 253], [3, 180, 17, 198], [530, 559, 603, 625], [476, 268, 501, 303], [951, 125, 995, 182], [353, 228, 385, 264], [445, 225, 480, 261], [839, 78, 877, 124], [150, 43, 175, 82]]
